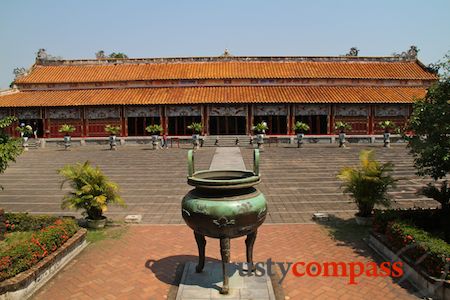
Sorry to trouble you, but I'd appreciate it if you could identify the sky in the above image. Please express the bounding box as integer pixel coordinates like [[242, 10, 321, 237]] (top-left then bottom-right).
[[0, 0, 449, 88]]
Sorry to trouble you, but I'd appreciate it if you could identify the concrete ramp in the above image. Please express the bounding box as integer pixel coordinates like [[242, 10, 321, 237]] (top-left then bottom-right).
[[209, 147, 246, 170]]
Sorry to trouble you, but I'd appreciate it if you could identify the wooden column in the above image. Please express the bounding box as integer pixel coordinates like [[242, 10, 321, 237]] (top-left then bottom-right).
[[368, 104, 374, 134], [202, 105, 208, 135], [121, 106, 127, 137], [43, 108, 49, 138], [328, 104, 335, 134], [82, 107, 88, 137], [247, 104, 253, 135], [288, 104, 295, 135], [161, 106, 168, 135]]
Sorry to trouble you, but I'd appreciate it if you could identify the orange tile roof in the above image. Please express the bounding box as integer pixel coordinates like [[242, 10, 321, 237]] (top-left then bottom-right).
[[0, 86, 426, 107], [15, 60, 436, 84]]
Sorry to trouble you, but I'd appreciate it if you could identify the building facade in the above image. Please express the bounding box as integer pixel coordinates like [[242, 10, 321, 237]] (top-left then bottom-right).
[[0, 50, 437, 138]]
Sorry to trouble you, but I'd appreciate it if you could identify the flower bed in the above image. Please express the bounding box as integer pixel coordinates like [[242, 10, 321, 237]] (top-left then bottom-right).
[[0, 213, 79, 282], [372, 209, 450, 280]]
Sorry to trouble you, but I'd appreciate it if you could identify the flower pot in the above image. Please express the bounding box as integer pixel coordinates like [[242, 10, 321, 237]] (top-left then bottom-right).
[[64, 135, 71, 150], [355, 214, 373, 226], [296, 133, 304, 148], [256, 133, 264, 149], [192, 134, 200, 149], [109, 135, 117, 150], [86, 216, 107, 229], [22, 136, 29, 151], [338, 132, 346, 147], [151, 135, 159, 150], [383, 132, 391, 148]]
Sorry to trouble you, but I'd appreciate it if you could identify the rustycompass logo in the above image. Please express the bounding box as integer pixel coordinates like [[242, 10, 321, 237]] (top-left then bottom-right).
[[236, 258, 404, 284]]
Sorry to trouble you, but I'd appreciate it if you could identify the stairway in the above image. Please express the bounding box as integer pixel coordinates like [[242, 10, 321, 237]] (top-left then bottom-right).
[[202, 135, 252, 147]]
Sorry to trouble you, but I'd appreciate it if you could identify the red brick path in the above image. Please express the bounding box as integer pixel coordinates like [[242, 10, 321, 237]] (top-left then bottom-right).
[[33, 224, 417, 300]]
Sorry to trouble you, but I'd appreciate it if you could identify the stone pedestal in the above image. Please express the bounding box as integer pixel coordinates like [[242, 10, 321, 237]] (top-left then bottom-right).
[[176, 261, 275, 300]]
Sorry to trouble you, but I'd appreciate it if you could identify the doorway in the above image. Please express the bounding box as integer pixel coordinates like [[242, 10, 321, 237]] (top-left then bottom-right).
[[209, 116, 246, 135]]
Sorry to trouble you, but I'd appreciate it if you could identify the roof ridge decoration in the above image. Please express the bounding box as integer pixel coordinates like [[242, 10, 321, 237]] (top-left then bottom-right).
[[35, 54, 419, 66]]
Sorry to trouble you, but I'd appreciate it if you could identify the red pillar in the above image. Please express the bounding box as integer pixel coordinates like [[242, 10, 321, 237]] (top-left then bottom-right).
[[202, 105, 208, 135], [329, 104, 335, 134], [121, 106, 127, 137], [82, 107, 88, 137], [368, 104, 374, 134]]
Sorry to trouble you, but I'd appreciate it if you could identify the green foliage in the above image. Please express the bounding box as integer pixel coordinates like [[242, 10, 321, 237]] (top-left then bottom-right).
[[59, 161, 125, 220], [293, 121, 310, 133], [145, 124, 163, 135], [337, 150, 397, 217], [385, 221, 450, 279], [104, 125, 121, 135], [252, 121, 268, 134], [0, 218, 78, 281], [4, 213, 59, 232], [58, 124, 76, 134], [335, 121, 352, 132], [405, 77, 450, 180], [379, 120, 396, 131], [0, 116, 22, 178], [372, 208, 441, 235], [15, 125, 32, 135], [187, 122, 203, 134], [109, 52, 128, 59]]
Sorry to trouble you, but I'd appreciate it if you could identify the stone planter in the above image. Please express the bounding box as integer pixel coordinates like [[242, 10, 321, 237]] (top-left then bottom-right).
[[296, 133, 305, 148], [86, 216, 107, 229], [368, 233, 450, 300], [383, 132, 391, 148], [63, 135, 71, 150], [109, 135, 117, 150], [151, 135, 159, 150]]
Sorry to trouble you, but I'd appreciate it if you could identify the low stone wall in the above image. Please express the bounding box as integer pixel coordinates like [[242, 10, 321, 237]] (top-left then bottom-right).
[[368, 233, 450, 300], [38, 134, 405, 147], [0, 229, 88, 300]]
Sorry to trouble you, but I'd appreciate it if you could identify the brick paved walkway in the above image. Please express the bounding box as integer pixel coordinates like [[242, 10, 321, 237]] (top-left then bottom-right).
[[33, 224, 419, 300]]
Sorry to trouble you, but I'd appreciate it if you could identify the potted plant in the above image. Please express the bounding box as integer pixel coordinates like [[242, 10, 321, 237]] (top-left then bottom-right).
[[293, 121, 310, 148], [379, 120, 396, 148], [16, 124, 33, 151], [145, 124, 163, 150], [335, 121, 352, 148], [337, 150, 397, 225], [59, 124, 76, 150], [59, 161, 125, 229], [252, 121, 268, 149], [187, 122, 203, 150], [105, 125, 121, 150]]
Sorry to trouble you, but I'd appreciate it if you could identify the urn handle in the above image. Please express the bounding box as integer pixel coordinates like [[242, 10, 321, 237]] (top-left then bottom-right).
[[253, 149, 260, 176], [188, 149, 195, 177]]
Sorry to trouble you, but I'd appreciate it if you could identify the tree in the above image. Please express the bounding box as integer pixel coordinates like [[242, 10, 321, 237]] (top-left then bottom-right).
[[108, 52, 128, 59], [0, 116, 23, 188], [405, 53, 450, 242]]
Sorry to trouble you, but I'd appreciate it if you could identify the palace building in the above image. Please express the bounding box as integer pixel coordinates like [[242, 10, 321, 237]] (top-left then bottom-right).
[[0, 49, 437, 138]]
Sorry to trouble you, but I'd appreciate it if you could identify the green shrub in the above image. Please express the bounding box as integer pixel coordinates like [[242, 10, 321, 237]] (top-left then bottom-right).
[[4, 213, 59, 232], [372, 208, 442, 234], [385, 221, 450, 279], [0, 218, 79, 281]]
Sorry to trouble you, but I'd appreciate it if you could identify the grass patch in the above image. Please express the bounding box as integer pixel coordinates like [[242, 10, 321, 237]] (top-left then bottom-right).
[[86, 225, 128, 244]]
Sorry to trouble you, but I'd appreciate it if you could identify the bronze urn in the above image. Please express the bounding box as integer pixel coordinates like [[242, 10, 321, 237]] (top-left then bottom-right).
[[181, 149, 267, 294]]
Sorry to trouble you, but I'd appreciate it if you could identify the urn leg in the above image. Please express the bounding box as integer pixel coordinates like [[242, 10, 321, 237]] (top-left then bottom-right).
[[219, 237, 230, 294], [245, 231, 257, 272], [194, 232, 206, 273]]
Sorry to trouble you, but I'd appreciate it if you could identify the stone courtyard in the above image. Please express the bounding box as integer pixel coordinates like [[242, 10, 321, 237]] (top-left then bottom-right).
[[0, 143, 440, 299], [0, 144, 438, 224]]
